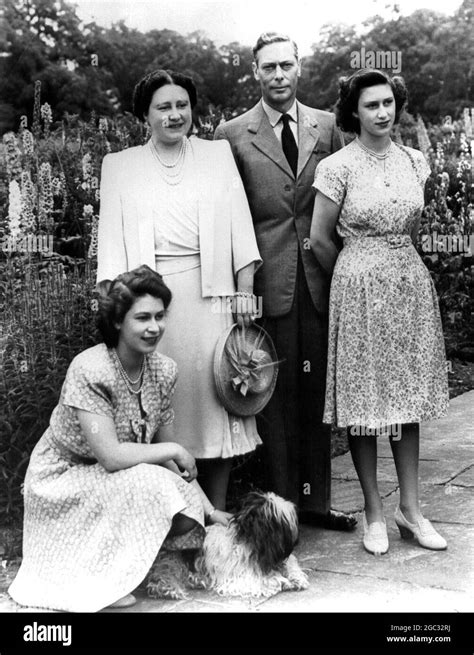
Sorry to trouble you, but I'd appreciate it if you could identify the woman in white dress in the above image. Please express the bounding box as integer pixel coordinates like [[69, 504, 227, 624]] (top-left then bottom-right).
[[97, 70, 262, 511], [9, 265, 230, 612]]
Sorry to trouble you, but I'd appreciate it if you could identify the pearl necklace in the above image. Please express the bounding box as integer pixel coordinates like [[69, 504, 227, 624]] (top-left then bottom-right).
[[151, 136, 186, 167], [114, 349, 145, 394], [356, 138, 392, 187], [150, 137, 189, 186], [356, 137, 392, 159]]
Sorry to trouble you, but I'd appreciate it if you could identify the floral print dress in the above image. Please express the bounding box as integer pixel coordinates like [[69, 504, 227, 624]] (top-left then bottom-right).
[[313, 139, 449, 428], [8, 343, 205, 612]]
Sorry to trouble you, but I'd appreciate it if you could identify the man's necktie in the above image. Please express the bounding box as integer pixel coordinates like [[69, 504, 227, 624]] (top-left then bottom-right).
[[281, 114, 298, 176]]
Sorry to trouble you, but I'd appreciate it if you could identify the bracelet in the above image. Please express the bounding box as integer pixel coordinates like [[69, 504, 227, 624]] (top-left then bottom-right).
[[234, 291, 255, 298], [207, 507, 217, 520]]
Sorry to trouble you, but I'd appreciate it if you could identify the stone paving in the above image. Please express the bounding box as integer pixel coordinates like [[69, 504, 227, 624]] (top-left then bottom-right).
[[1, 391, 472, 614]]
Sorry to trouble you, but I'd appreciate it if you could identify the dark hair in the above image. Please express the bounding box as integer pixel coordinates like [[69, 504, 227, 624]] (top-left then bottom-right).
[[132, 69, 198, 122], [96, 265, 172, 347], [253, 32, 298, 62], [336, 69, 408, 134]]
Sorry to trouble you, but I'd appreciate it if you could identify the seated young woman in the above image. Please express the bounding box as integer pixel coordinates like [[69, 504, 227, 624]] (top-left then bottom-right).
[[8, 264, 230, 612]]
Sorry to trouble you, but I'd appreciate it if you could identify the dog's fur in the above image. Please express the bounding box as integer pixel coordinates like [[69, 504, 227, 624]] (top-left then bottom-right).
[[146, 491, 309, 599]]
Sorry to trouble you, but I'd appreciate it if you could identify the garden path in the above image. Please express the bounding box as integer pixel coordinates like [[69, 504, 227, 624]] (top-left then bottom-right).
[[0, 390, 472, 613]]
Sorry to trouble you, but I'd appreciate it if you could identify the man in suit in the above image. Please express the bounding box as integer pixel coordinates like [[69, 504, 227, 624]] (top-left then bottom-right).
[[215, 32, 356, 529]]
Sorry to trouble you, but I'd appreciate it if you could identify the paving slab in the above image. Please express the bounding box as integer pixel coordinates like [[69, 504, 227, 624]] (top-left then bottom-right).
[[450, 465, 474, 487], [258, 570, 472, 613], [418, 484, 474, 524], [103, 587, 264, 613], [296, 522, 474, 594], [331, 480, 396, 514]]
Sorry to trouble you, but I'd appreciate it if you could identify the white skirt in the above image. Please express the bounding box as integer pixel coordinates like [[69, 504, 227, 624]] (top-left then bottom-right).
[[155, 255, 262, 459]]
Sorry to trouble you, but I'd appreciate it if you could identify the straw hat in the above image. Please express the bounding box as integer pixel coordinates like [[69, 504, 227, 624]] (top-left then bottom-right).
[[213, 323, 280, 417]]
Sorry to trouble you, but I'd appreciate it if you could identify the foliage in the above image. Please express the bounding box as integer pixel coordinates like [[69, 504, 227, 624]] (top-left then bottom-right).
[[1, 0, 473, 133], [0, 259, 97, 528], [417, 112, 474, 352], [300, 0, 474, 119]]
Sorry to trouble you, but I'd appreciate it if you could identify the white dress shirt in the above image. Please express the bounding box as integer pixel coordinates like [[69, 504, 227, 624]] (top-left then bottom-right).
[[261, 99, 299, 146]]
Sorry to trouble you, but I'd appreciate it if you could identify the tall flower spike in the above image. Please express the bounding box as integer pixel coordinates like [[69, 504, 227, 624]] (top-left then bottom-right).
[[41, 103, 53, 137], [8, 180, 22, 239], [88, 215, 99, 259], [32, 80, 42, 139], [20, 170, 36, 234], [21, 129, 35, 158], [38, 162, 54, 231], [2, 132, 22, 180]]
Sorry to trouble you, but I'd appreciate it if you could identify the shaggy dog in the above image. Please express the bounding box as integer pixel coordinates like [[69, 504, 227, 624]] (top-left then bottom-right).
[[146, 491, 309, 599]]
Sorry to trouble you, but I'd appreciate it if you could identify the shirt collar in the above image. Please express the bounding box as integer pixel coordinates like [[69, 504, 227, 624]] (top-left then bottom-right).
[[261, 99, 298, 128]]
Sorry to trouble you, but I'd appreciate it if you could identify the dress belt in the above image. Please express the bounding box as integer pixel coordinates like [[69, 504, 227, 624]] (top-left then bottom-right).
[[155, 252, 201, 275], [343, 234, 413, 249]]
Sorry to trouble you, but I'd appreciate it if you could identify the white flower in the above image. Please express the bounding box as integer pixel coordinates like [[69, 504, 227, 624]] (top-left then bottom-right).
[[82, 153, 92, 181], [2, 132, 22, 179], [20, 170, 36, 233], [40, 102, 53, 124], [21, 129, 35, 156], [8, 180, 22, 238]]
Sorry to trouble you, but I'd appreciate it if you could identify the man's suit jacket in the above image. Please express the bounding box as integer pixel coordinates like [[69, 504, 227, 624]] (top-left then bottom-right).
[[97, 137, 261, 295], [215, 100, 343, 317]]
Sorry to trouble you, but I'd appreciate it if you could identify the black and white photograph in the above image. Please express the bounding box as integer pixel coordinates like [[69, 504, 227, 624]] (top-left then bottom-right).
[[0, 0, 472, 649]]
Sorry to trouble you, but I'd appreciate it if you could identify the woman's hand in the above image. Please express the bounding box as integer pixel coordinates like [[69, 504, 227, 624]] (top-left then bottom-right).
[[233, 292, 255, 329], [235, 263, 257, 330], [208, 509, 233, 527], [173, 445, 198, 482]]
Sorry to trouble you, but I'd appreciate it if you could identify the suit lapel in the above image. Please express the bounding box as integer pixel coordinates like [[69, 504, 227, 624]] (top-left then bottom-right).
[[249, 103, 294, 179], [297, 103, 320, 178]]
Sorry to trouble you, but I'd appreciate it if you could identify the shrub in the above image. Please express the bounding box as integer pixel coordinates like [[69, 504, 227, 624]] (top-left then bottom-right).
[[0, 258, 97, 530]]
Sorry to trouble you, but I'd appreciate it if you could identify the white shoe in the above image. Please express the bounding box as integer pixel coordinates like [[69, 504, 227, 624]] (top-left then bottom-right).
[[394, 506, 447, 550], [362, 512, 389, 555], [108, 593, 137, 608]]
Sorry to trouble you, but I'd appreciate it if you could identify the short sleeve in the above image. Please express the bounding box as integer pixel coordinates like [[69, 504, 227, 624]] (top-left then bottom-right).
[[62, 357, 114, 418], [414, 151, 431, 185], [313, 157, 347, 205], [152, 356, 177, 426]]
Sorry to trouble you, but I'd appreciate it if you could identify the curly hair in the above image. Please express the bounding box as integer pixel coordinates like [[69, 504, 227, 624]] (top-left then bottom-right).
[[335, 69, 408, 134], [96, 265, 172, 347], [132, 69, 198, 122]]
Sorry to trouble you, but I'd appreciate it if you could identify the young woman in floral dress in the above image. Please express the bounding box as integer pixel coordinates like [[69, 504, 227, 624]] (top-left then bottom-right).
[[310, 70, 448, 555], [9, 265, 230, 611]]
